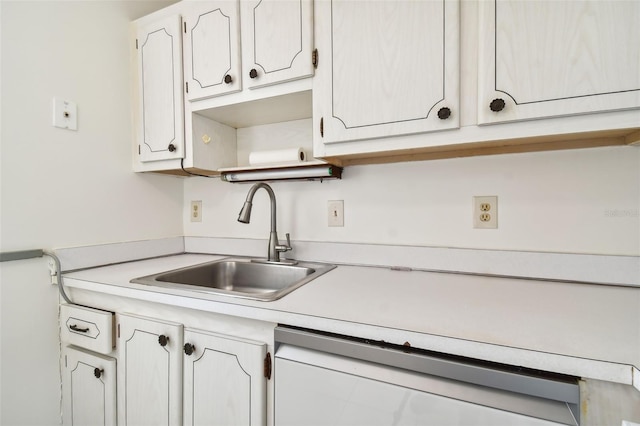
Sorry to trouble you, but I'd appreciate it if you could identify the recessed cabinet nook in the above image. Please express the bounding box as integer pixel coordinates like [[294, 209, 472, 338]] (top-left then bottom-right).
[[131, 0, 640, 176]]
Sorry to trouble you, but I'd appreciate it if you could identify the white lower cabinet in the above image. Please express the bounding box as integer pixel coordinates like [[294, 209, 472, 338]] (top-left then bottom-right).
[[62, 346, 117, 426], [183, 328, 267, 426], [117, 313, 268, 426], [118, 313, 183, 426]]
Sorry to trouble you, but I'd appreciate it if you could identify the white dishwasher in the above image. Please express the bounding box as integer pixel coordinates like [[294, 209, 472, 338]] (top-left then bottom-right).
[[274, 326, 580, 426]]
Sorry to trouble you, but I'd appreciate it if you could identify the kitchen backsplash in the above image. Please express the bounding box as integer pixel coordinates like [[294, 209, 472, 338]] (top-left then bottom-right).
[[183, 145, 640, 257]]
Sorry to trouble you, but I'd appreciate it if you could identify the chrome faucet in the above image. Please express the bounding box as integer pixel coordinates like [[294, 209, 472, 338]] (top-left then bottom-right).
[[237, 182, 293, 263]]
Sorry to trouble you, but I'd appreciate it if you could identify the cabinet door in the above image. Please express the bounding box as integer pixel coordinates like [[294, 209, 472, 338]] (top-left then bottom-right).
[[62, 346, 116, 426], [314, 0, 460, 145], [118, 313, 183, 426], [241, 0, 314, 89], [183, 1, 242, 101], [135, 15, 185, 162], [478, 0, 640, 124], [183, 328, 267, 426]]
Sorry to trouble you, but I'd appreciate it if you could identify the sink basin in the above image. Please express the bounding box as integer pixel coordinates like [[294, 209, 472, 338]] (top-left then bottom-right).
[[131, 257, 335, 301]]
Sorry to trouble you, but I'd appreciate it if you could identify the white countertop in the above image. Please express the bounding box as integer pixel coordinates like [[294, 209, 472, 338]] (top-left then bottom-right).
[[63, 253, 640, 388]]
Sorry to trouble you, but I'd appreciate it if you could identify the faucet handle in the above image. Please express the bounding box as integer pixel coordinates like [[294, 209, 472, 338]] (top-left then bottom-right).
[[276, 233, 293, 253]]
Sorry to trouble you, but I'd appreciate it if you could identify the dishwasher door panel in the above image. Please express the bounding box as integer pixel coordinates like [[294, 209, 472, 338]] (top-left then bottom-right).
[[275, 345, 573, 426]]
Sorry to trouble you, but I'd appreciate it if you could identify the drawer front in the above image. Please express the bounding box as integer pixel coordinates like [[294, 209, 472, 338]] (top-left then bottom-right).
[[60, 304, 114, 355]]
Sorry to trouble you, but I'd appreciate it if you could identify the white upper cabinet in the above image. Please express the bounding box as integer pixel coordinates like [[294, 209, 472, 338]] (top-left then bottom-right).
[[241, 0, 315, 89], [314, 0, 460, 145], [478, 0, 640, 124], [183, 1, 242, 101], [132, 0, 639, 170], [135, 15, 185, 162], [132, 1, 315, 175], [184, 0, 314, 98]]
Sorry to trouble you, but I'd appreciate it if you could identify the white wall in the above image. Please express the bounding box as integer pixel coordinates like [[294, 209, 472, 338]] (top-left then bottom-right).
[[184, 146, 640, 256], [0, 1, 180, 424]]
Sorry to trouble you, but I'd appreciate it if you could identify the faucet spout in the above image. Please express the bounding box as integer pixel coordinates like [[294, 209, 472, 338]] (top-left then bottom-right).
[[237, 182, 291, 262], [237, 200, 253, 224]]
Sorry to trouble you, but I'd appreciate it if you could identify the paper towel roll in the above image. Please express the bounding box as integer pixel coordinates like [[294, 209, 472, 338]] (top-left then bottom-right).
[[248, 148, 305, 166]]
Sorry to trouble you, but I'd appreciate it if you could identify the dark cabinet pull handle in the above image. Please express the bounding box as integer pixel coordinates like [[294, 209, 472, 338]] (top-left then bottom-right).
[[158, 335, 169, 347], [224, 74, 232, 84], [168, 144, 176, 153], [70, 324, 89, 333], [94, 368, 104, 379], [183, 343, 195, 356], [437, 107, 451, 120], [249, 69, 258, 79], [489, 98, 506, 112]]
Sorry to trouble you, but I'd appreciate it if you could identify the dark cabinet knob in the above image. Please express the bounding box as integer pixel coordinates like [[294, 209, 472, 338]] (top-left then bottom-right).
[[489, 98, 506, 112], [224, 74, 232, 84], [168, 144, 176, 153], [158, 335, 169, 347], [94, 368, 104, 379], [437, 107, 451, 120], [249, 69, 258, 79], [183, 343, 195, 356]]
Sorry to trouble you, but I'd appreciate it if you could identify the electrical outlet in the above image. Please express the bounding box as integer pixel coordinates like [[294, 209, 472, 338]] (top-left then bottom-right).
[[328, 200, 344, 227], [473, 196, 498, 229], [190, 200, 202, 222]]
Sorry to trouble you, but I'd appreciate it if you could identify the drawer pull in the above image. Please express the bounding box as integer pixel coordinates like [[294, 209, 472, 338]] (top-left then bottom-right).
[[94, 368, 104, 379], [69, 324, 90, 333], [158, 335, 169, 347]]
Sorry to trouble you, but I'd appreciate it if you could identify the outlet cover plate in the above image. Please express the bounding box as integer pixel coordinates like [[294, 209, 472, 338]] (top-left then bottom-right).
[[191, 200, 202, 222], [473, 196, 497, 229]]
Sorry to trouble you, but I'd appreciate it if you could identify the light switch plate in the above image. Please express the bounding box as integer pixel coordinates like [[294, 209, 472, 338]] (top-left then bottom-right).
[[328, 200, 344, 227], [52, 97, 77, 130]]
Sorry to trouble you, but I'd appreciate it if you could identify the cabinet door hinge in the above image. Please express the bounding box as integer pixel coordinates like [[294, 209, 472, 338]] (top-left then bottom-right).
[[138, 145, 141, 155], [312, 48, 318, 68], [135, 39, 138, 50], [185, 81, 189, 93], [320, 117, 324, 137], [184, 22, 187, 33], [117, 323, 120, 338], [263, 352, 272, 380]]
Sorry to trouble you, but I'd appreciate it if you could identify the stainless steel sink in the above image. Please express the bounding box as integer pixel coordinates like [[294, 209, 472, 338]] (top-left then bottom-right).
[[131, 257, 335, 301]]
